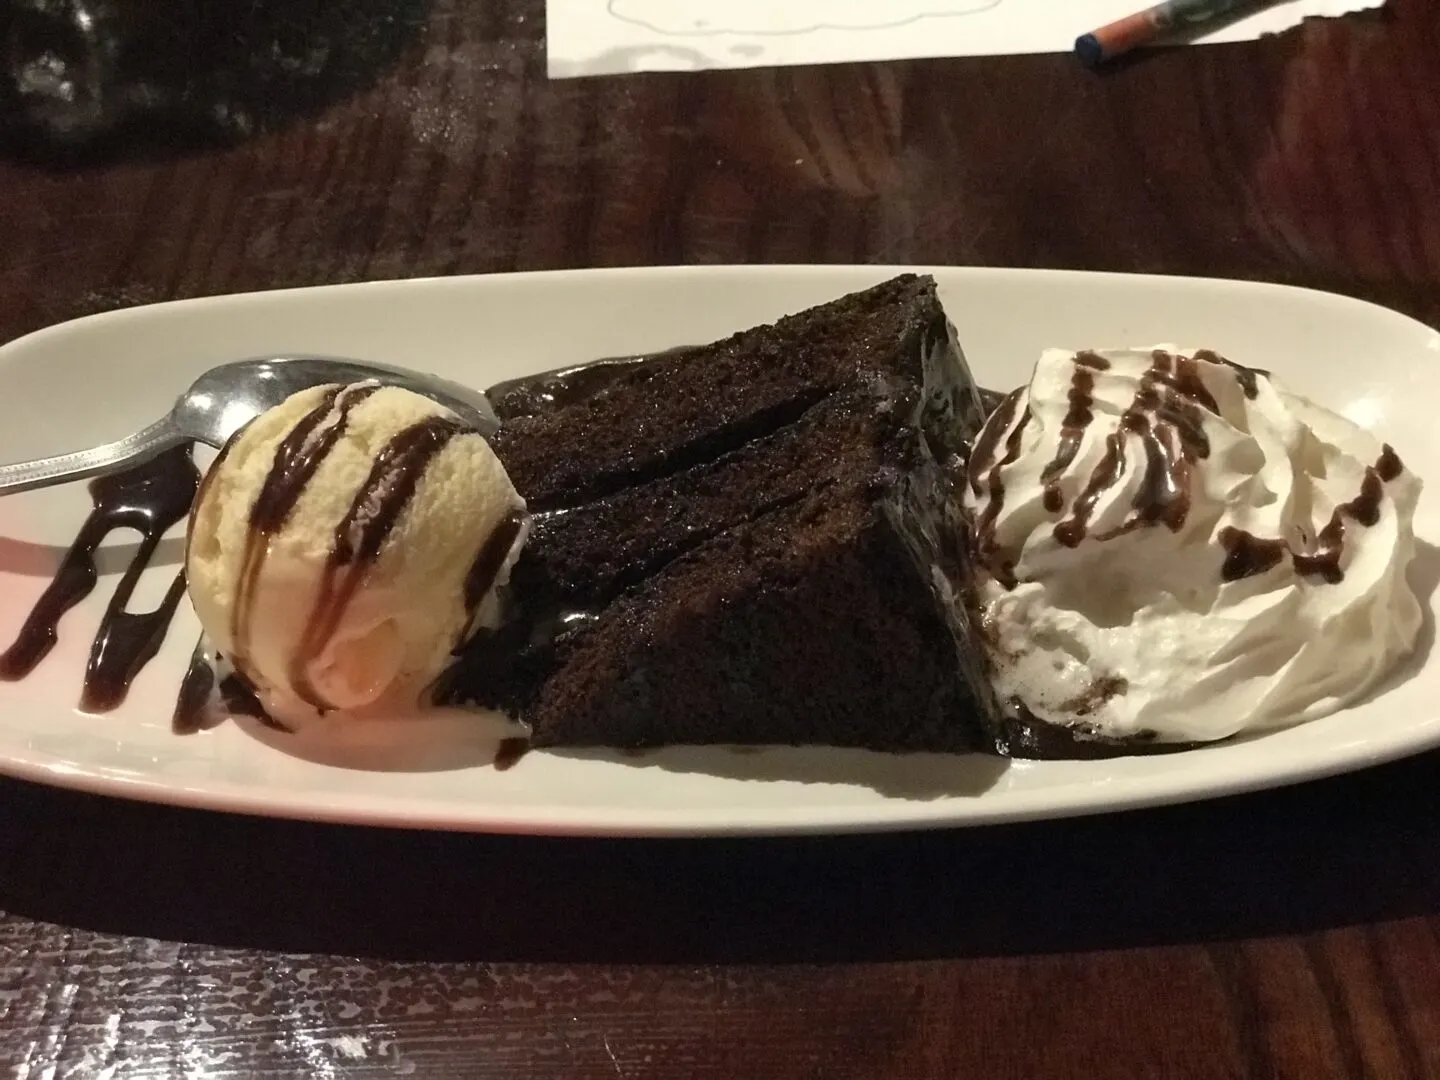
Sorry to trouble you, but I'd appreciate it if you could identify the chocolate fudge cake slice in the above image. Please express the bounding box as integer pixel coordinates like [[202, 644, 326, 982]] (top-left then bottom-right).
[[439, 275, 1004, 753]]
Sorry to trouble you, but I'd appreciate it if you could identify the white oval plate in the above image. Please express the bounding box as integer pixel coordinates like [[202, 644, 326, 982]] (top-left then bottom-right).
[[0, 266, 1437, 835]]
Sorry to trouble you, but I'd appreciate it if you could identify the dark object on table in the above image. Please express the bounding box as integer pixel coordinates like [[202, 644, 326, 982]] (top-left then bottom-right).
[[1075, 0, 1258, 66], [442, 275, 1004, 754], [0, 0, 424, 161]]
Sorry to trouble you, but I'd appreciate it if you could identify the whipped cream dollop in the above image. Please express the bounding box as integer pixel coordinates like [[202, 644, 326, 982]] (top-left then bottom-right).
[[963, 346, 1423, 744], [187, 382, 530, 729]]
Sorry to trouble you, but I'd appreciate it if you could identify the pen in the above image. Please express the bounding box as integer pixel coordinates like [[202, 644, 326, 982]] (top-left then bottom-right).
[[1075, 0, 1259, 66]]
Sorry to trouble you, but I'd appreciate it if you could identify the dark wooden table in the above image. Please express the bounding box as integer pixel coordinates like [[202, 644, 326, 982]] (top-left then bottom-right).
[[2, 1, 1440, 1076]]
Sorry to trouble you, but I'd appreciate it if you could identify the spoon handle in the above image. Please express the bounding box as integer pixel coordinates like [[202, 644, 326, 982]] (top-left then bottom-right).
[[0, 418, 185, 497]]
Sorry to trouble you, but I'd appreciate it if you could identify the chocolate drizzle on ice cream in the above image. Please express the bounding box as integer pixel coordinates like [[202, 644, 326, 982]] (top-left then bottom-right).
[[287, 414, 468, 709], [184, 383, 531, 729], [463, 511, 529, 618], [232, 381, 379, 685]]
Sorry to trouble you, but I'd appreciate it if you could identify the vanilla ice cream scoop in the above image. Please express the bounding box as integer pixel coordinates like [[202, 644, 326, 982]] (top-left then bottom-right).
[[964, 347, 1422, 745], [186, 381, 529, 728]]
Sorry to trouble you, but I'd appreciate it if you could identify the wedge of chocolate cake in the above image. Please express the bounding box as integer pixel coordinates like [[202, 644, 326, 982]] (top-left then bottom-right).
[[438, 274, 1004, 753]]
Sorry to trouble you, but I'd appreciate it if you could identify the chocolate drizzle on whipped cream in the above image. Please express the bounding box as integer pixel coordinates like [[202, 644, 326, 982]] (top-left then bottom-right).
[[1217, 528, 1287, 582], [1194, 349, 1265, 399], [1040, 350, 1109, 513], [1053, 349, 1216, 547], [969, 349, 1408, 592], [967, 388, 1029, 587], [1221, 444, 1406, 584], [967, 388, 1022, 498], [0, 446, 199, 711], [968, 350, 1243, 576]]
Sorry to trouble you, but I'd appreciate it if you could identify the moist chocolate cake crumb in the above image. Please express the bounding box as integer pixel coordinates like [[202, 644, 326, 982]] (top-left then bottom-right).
[[439, 275, 1003, 753]]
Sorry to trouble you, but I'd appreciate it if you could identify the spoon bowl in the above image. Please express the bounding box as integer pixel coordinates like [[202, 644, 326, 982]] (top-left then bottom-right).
[[0, 354, 500, 497]]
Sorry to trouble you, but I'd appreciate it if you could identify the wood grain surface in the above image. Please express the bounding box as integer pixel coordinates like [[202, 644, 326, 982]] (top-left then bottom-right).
[[2, 0, 1440, 1076]]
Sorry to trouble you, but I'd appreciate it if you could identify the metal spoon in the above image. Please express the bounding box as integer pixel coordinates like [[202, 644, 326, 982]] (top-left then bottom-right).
[[0, 355, 500, 497]]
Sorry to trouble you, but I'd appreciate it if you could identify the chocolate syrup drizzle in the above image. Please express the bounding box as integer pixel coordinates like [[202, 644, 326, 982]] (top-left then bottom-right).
[[1040, 350, 1110, 513], [464, 512, 527, 615], [0, 446, 199, 711], [966, 389, 1027, 585], [1220, 444, 1404, 584], [1, 383, 524, 767], [172, 645, 274, 735], [492, 736, 529, 771], [172, 647, 219, 734], [231, 382, 378, 684], [969, 349, 1404, 591], [1053, 349, 1216, 547], [966, 388, 1021, 498], [1195, 349, 1266, 399], [1216, 528, 1287, 582], [288, 415, 467, 708]]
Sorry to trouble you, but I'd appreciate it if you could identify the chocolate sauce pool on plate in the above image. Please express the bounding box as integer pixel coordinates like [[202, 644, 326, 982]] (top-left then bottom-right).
[[492, 736, 529, 771], [0, 445, 199, 710], [172, 644, 275, 735], [486, 348, 695, 420]]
